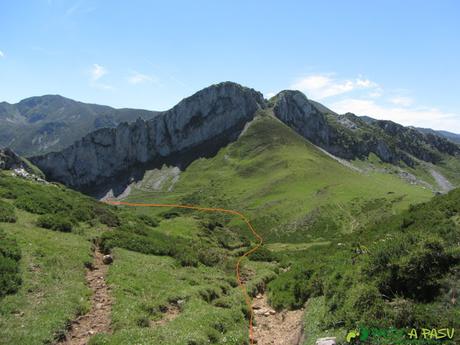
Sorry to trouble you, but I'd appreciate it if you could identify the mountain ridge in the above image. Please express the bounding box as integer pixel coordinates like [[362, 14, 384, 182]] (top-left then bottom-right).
[[30, 82, 265, 191], [7, 81, 459, 193], [0, 94, 159, 155]]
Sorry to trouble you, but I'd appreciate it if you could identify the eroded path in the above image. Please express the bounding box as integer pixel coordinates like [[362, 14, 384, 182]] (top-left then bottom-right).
[[58, 249, 112, 345], [253, 294, 305, 345]]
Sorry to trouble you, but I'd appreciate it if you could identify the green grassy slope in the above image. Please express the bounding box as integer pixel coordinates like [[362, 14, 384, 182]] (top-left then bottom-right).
[[0, 172, 277, 345], [1, 111, 454, 345], [0, 173, 99, 345], [127, 112, 433, 244]]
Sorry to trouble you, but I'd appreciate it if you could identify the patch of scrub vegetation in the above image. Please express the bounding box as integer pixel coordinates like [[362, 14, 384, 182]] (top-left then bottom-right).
[[99, 208, 256, 269], [0, 172, 118, 344], [0, 213, 93, 345], [269, 188, 460, 345], [302, 297, 346, 345], [0, 171, 120, 231], [0, 199, 17, 223], [0, 228, 21, 298], [37, 213, 74, 232]]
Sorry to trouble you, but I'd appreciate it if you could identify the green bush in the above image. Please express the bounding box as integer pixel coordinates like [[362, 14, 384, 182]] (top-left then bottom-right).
[[198, 247, 224, 266], [0, 200, 17, 223], [268, 264, 322, 310], [364, 234, 455, 301], [99, 227, 205, 267], [37, 214, 73, 232], [341, 283, 386, 327], [93, 204, 120, 227], [14, 193, 70, 215], [137, 214, 159, 227], [0, 229, 21, 298], [99, 230, 174, 257], [248, 246, 275, 262]]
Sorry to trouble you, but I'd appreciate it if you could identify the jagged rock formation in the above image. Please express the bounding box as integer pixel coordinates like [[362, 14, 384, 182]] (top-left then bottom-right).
[[272, 90, 460, 166], [30, 82, 265, 190], [0, 147, 37, 174], [27, 82, 459, 192], [0, 148, 27, 171], [0, 95, 158, 155]]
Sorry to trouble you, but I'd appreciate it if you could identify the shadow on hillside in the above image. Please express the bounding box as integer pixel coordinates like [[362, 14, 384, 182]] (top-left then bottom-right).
[[83, 125, 243, 199]]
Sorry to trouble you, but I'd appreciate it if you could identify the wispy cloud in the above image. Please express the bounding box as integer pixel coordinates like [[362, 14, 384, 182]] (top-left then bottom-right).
[[290, 74, 379, 100], [289, 72, 459, 132], [330, 98, 460, 133], [389, 96, 414, 107], [91, 64, 107, 81], [128, 71, 155, 85], [89, 64, 113, 90], [0, 50, 4, 58]]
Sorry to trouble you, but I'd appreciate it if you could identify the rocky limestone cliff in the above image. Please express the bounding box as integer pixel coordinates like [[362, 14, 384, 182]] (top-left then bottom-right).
[[273, 90, 330, 147], [272, 91, 399, 163], [30, 82, 265, 189], [0, 147, 43, 176], [272, 91, 459, 166]]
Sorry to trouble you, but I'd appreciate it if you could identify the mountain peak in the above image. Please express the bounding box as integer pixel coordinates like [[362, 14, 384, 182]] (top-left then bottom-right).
[[30, 81, 266, 191]]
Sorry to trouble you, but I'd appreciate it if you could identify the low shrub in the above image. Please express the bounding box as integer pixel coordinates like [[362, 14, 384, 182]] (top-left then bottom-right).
[[14, 193, 70, 215], [248, 246, 275, 262], [37, 214, 73, 232], [0, 229, 21, 298], [99, 230, 174, 257], [0, 200, 17, 223]]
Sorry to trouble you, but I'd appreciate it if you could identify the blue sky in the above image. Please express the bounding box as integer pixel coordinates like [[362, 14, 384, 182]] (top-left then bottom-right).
[[1, 0, 459, 132]]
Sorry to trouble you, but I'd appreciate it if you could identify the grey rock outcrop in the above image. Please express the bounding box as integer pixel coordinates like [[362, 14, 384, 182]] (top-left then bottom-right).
[[30, 82, 265, 190], [273, 90, 330, 147], [0, 147, 38, 174], [272, 91, 459, 165]]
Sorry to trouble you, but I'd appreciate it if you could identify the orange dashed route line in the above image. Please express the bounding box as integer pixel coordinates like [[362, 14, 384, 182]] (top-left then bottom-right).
[[105, 200, 263, 345]]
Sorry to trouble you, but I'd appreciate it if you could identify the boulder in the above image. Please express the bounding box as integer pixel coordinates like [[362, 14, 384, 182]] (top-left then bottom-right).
[[315, 337, 336, 345], [102, 255, 113, 265]]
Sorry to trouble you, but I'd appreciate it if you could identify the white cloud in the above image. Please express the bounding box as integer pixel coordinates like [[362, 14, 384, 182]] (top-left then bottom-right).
[[91, 64, 107, 81], [128, 71, 154, 85], [330, 98, 460, 133], [290, 74, 379, 100], [288, 72, 460, 132], [0, 50, 4, 58], [389, 96, 414, 107], [265, 92, 276, 99], [368, 90, 383, 98], [88, 64, 113, 90]]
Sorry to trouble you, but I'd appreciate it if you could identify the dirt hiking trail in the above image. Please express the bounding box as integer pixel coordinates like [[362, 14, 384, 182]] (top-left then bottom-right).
[[253, 293, 305, 345], [58, 248, 112, 345]]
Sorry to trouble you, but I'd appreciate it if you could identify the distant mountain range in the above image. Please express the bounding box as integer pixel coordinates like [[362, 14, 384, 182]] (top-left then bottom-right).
[[0, 95, 158, 155], [414, 127, 460, 144], [360, 115, 460, 144]]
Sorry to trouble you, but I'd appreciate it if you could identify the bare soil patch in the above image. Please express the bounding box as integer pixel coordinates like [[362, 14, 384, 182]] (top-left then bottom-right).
[[253, 293, 304, 345], [57, 249, 112, 345]]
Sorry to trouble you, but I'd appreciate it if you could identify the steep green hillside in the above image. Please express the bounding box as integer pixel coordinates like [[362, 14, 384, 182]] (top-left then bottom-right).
[[127, 111, 433, 244]]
